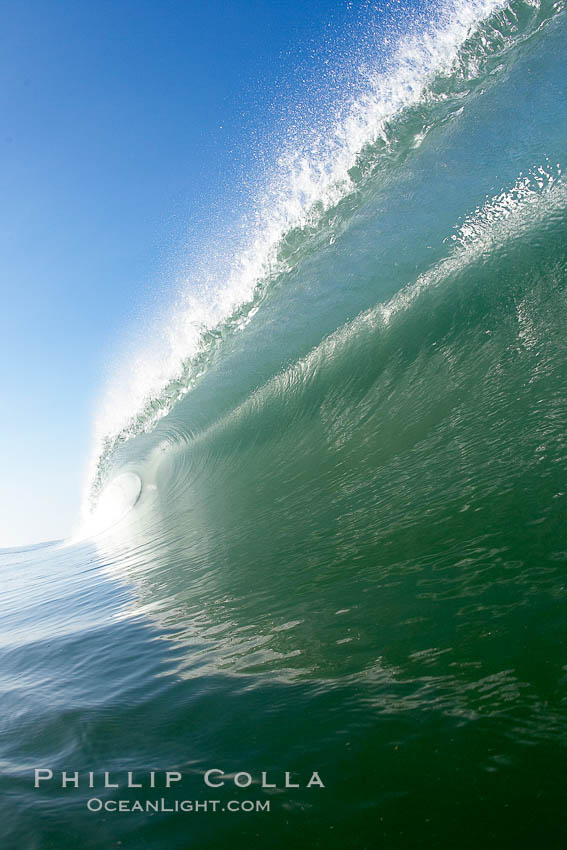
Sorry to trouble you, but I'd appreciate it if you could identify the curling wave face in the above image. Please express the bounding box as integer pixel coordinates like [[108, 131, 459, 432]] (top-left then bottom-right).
[[88, 0, 560, 505], [77, 0, 567, 679], [65, 0, 567, 683]]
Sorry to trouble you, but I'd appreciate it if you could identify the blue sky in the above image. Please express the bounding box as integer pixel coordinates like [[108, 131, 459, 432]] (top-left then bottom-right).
[[1, 0, 412, 546]]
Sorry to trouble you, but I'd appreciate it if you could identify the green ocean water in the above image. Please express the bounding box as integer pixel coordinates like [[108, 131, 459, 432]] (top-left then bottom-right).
[[2, 1, 567, 847]]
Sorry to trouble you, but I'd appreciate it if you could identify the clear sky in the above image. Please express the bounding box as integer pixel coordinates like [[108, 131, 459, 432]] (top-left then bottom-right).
[[0, 0, 396, 547]]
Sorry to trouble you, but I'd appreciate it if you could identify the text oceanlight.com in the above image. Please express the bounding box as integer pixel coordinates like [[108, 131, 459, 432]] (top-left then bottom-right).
[[86, 798, 271, 813]]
